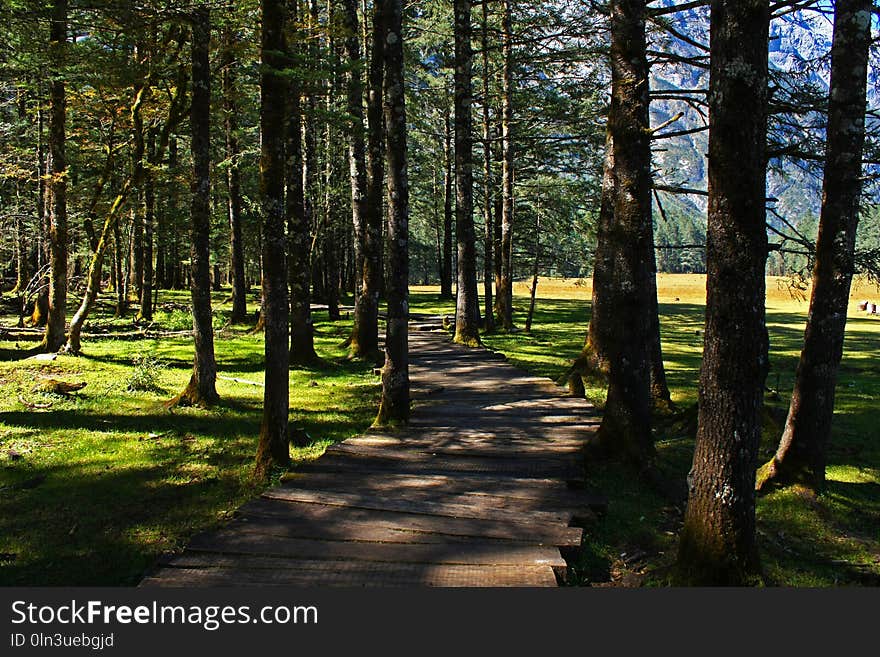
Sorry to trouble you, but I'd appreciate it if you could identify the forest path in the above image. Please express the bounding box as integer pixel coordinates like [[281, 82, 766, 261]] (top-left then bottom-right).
[[141, 321, 604, 587]]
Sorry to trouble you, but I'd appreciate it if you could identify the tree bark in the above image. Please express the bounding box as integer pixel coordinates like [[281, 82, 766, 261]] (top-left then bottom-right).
[[375, 0, 409, 426], [578, 131, 616, 385], [496, 0, 515, 331], [30, 102, 49, 328], [677, 0, 770, 586], [287, 0, 318, 364], [170, 7, 219, 408], [255, 0, 292, 479], [112, 216, 126, 316], [440, 108, 454, 299], [222, 28, 248, 323], [595, 0, 654, 464], [350, 0, 386, 361], [137, 129, 156, 321], [757, 0, 872, 494], [343, 0, 368, 319], [480, 0, 494, 332], [453, 0, 482, 346], [42, 0, 68, 352]]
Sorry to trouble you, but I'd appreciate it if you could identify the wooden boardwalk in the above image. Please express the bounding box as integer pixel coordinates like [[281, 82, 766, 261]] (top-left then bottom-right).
[[141, 324, 603, 587]]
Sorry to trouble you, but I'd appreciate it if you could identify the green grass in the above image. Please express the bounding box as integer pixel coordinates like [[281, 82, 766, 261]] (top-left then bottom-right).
[[0, 289, 379, 586], [2, 278, 877, 586], [409, 277, 880, 586]]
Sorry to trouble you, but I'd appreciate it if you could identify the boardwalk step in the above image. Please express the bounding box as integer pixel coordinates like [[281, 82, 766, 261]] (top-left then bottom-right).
[[262, 486, 573, 524], [142, 560, 559, 587], [178, 536, 566, 567], [294, 452, 583, 480], [236, 499, 584, 546], [280, 471, 605, 512]]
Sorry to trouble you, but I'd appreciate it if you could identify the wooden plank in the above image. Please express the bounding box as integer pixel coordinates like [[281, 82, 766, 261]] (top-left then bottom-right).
[[280, 470, 574, 493], [342, 440, 588, 455], [279, 473, 605, 514], [293, 456, 583, 482], [141, 561, 559, 587], [236, 499, 584, 546], [178, 535, 566, 567], [261, 486, 572, 524], [215, 514, 529, 546], [294, 451, 584, 480], [326, 442, 584, 461]]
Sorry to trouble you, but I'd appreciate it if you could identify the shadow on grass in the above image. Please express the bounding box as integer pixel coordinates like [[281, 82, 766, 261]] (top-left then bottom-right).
[[0, 461, 257, 586]]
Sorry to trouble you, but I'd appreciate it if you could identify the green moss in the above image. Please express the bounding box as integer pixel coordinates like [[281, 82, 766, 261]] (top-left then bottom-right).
[[0, 289, 379, 586]]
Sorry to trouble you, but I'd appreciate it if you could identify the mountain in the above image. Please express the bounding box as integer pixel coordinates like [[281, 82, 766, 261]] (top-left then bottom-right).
[[647, 3, 874, 231]]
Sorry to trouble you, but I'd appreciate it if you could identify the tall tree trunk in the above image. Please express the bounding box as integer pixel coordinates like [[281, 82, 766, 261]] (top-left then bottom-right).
[[322, 33, 342, 323], [452, 0, 481, 346], [287, 0, 318, 364], [757, 0, 872, 494], [440, 108, 454, 299], [112, 218, 126, 316], [577, 131, 617, 388], [677, 0, 770, 586], [138, 129, 156, 321], [493, 126, 502, 316], [256, 0, 292, 479], [130, 45, 146, 307], [375, 0, 409, 426], [42, 0, 68, 352], [480, 0, 494, 332], [30, 102, 49, 328], [497, 0, 515, 331], [13, 186, 28, 296], [350, 0, 386, 361], [595, 0, 654, 464], [170, 7, 219, 408], [222, 29, 248, 323], [343, 0, 368, 322]]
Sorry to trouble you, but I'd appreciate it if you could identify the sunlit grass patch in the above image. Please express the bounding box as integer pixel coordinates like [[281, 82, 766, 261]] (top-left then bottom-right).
[[0, 290, 379, 586]]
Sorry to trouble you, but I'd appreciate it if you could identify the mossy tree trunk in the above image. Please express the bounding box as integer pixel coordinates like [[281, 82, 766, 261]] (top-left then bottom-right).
[[343, 0, 368, 321], [350, 0, 386, 361], [440, 108, 454, 300], [567, 132, 614, 396], [171, 7, 219, 408], [480, 0, 494, 333], [595, 0, 654, 465], [222, 28, 248, 324], [453, 0, 482, 346], [137, 129, 156, 322], [677, 0, 770, 586], [42, 0, 68, 353], [757, 0, 872, 494], [287, 0, 319, 365], [375, 0, 410, 426], [496, 0, 515, 332], [256, 0, 291, 478]]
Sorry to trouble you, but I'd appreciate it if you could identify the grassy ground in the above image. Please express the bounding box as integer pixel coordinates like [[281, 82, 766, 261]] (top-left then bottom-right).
[[0, 290, 379, 586], [1, 275, 877, 586], [410, 275, 880, 586]]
